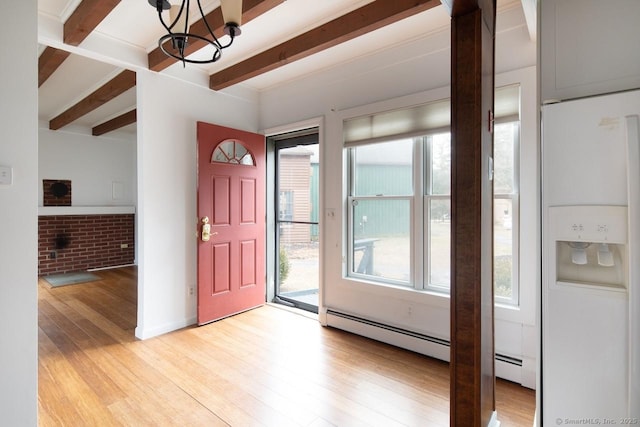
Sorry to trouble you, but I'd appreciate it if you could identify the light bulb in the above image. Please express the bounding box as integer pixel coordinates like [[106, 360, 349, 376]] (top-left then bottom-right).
[[220, 0, 242, 26]]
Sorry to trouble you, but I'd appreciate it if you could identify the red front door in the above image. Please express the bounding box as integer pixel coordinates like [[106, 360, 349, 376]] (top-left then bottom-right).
[[196, 122, 266, 325]]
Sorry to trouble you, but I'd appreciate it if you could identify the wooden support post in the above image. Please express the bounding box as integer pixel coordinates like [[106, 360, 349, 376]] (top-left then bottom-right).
[[449, 1, 497, 426]]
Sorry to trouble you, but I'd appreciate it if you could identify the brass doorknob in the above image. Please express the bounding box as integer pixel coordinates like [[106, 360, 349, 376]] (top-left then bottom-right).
[[201, 216, 211, 241]]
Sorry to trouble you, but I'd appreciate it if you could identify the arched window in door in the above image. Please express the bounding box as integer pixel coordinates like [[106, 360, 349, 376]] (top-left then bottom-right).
[[212, 139, 255, 165]]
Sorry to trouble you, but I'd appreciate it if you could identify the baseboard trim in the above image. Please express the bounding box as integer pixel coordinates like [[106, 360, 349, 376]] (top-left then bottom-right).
[[326, 309, 451, 361], [135, 316, 196, 340], [488, 411, 501, 427], [325, 308, 524, 384]]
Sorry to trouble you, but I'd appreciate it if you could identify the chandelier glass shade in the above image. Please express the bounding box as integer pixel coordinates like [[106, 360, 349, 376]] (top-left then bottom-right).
[[148, 0, 242, 65]]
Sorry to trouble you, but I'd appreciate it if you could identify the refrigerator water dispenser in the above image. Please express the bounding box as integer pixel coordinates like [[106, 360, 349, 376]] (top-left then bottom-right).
[[544, 204, 631, 422], [550, 205, 628, 291]]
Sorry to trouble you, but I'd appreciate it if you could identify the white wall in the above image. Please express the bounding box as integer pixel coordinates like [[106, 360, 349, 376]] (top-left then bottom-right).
[[0, 2, 38, 425], [259, 3, 534, 129], [259, 3, 538, 387], [135, 71, 259, 339], [38, 127, 136, 206]]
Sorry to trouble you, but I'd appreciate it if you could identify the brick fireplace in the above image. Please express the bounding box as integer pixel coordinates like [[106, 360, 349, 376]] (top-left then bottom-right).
[[38, 210, 135, 276]]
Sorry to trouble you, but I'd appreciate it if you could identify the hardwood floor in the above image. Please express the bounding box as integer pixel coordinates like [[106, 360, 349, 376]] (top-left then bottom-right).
[[38, 267, 535, 426]]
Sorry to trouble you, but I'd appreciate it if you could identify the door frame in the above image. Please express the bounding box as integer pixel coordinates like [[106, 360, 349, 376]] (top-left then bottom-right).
[[263, 118, 325, 313], [273, 130, 320, 313]]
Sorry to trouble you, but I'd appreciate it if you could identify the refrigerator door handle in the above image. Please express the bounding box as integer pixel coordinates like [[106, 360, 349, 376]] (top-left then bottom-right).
[[625, 114, 640, 416]]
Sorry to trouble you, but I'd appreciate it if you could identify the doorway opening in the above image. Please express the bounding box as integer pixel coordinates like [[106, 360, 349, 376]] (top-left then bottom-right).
[[270, 128, 320, 313]]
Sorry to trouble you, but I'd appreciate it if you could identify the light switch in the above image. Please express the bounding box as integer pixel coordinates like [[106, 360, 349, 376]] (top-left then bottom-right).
[[112, 181, 124, 200], [0, 166, 12, 185]]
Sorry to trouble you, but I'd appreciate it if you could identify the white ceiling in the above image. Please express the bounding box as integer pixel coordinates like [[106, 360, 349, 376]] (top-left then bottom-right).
[[37, 0, 533, 135]]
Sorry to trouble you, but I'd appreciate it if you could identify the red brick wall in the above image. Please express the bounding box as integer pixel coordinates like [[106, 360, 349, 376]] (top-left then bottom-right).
[[42, 179, 72, 206], [38, 214, 135, 275]]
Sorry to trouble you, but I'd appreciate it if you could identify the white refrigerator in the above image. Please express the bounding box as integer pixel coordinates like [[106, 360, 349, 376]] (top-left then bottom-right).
[[542, 90, 640, 424]]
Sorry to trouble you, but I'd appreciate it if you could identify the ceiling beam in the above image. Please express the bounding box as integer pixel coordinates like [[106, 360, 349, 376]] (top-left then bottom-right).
[[92, 109, 136, 136], [148, 0, 284, 72], [449, 0, 495, 29], [49, 70, 136, 131], [40, 0, 121, 87], [39, 47, 71, 87], [209, 0, 440, 90], [64, 0, 122, 46]]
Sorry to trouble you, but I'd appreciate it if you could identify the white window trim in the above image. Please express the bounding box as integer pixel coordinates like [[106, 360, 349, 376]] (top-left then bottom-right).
[[494, 119, 521, 306], [346, 141, 417, 287], [345, 122, 521, 306]]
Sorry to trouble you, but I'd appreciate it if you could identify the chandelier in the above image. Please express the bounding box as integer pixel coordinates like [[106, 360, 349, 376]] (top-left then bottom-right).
[[148, 0, 242, 65]]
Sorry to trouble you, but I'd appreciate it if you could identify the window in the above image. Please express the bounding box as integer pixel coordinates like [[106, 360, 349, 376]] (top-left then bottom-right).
[[347, 133, 453, 290], [426, 133, 451, 290], [348, 139, 413, 285], [344, 87, 521, 304], [493, 121, 519, 304], [212, 139, 255, 165]]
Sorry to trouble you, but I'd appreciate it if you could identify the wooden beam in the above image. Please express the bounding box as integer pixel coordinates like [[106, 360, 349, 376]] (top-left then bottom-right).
[[64, 0, 121, 46], [39, 47, 71, 87], [49, 70, 136, 131], [449, 1, 497, 426], [209, 0, 440, 90], [148, 0, 284, 72], [92, 109, 136, 136], [451, 0, 495, 30]]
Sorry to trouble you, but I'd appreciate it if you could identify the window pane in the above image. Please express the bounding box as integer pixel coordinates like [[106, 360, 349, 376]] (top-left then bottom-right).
[[212, 140, 255, 165], [430, 133, 451, 195], [351, 199, 411, 283], [278, 223, 319, 295], [278, 145, 315, 222], [429, 199, 450, 287], [494, 123, 516, 194], [275, 139, 320, 311], [353, 139, 413, 196], [494, 198, 513, 299]]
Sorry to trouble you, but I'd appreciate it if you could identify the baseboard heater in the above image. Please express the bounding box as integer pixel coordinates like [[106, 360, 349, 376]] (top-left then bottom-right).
[[495, 353, 522, 366], [325, 309, 522, 376], [327, 309, 450, 346]]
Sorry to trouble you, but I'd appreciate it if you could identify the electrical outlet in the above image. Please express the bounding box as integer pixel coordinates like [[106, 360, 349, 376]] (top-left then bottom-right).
[[120, 243, 129, 249], [188, 286, 194, 296]]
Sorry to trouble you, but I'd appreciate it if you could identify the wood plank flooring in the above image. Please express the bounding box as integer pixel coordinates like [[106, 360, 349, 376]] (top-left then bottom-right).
[[38, 266, 535, 426]]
